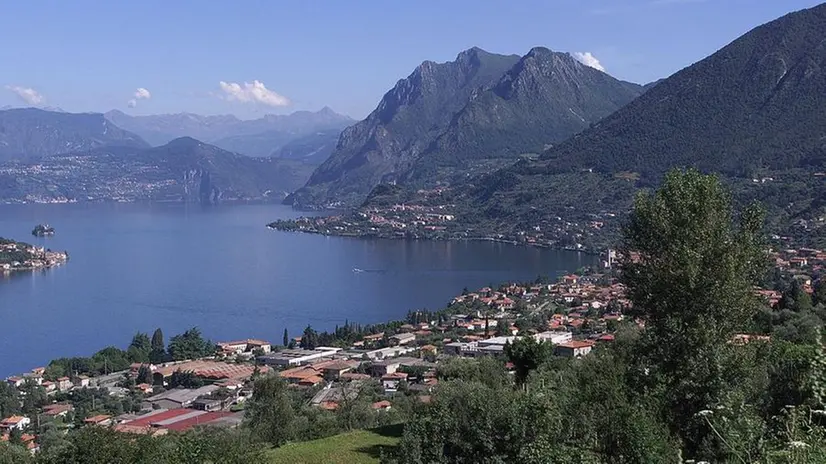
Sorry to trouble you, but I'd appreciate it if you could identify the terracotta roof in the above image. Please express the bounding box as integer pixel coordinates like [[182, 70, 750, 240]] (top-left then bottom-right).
[[319, 401, 339, 411], [372, 400, 392, 409], [42, 403, 73, 416], [298, 375, 324, 386], [84, 414, 112, 424], [125, 409, 192, 427], [0, 415, 26, 425], [320, 360, 357, 372], [154, 360, 266, 380], [279, 367, 320, 380], [339, 373, 371, 381], [557, 340, 594, 349], [163, 412, 234, 432]]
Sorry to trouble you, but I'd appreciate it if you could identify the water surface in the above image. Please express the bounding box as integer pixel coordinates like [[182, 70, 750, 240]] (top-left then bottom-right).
[[0, 203, 596, 376]]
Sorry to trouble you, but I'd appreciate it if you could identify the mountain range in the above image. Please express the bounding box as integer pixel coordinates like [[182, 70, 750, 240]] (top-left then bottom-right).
[[0, 108, 148, 162], [288, 46, 644, 208], [105, 107, 353, 158], [0, 137, 314, 205], [0, 106, 351, 204], [457, 2, 826, 241]]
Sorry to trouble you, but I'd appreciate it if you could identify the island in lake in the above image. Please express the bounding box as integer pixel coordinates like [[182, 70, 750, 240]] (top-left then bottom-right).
[[32, 223, 55, 237], [0, 237, 68, 272]]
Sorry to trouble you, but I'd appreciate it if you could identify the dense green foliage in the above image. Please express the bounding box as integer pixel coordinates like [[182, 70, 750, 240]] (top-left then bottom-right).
[[388, 169, 826, 463], [539, 5, 826, 178], [21, 426, 264, 463], [167, 327, 215, 361]]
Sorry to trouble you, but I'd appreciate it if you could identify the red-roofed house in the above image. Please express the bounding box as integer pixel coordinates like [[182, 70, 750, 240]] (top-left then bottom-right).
[[372, 400, 392, 410], [84, 415, 113, 426], [382, 372, 408, 392], [42, 403, 73, 417], [555, 340, 595, 358], [0, 415, 30, 431]]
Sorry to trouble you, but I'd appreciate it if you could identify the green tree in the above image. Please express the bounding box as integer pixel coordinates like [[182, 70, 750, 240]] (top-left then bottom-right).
[[781, 279, 813, 312], [300, 325, 319, 350], [150, 328, 166, 364], [620, 168, 767, 455], [0, 382, 20, 418], [0, 441, 33, 464], [283, 328, 289, 347], [8, 427, 23, 447], [495, 317, 511, 336], [136, 365, 152, 384], [20, 379, 47, 415], [505, 336, 554, 386], [244, 375, 296, 445], [151, 328, 164, 351], [167, 327, 214, 361], [814, 279, 826, 306], [91, 346, 131, 374], [168, 369, 203, 389], [126, 332, 151, 363]]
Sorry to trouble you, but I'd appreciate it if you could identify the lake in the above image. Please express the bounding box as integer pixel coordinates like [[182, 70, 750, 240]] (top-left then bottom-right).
[[0, 203, 597, 377]]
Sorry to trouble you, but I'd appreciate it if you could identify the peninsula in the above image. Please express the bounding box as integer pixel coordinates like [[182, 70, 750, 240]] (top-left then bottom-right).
[[0, 237, 68, 272]]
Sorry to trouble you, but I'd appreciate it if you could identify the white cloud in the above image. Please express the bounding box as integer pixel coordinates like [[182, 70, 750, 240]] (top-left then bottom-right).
[[5, 85, 45, 105], [218, 80, 290, 107], [134, 87, 151, 100], [572, 52, 605, 72], [126, 87, 151, 108]]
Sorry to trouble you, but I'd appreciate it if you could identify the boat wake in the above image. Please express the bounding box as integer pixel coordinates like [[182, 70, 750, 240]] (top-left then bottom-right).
[[352, 268, 386, 274]]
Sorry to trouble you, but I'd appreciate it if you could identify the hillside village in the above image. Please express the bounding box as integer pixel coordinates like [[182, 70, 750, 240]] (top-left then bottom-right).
[[0, 238, 68, 272], [269, 192, 615, 253], [4, 243, 818, 453]]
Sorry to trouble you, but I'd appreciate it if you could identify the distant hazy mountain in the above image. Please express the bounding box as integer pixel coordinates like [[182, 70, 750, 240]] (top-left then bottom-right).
[[271, 129, 343, 165], [0, 108, 148, 162], [289, 46, 643, 208], [0, 137, 315, 205], [105, 107, 353, 158]]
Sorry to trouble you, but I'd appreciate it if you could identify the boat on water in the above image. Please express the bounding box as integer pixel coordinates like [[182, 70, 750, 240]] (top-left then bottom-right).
[[32, 224, 55, 237], [353, 268, 364, 273]]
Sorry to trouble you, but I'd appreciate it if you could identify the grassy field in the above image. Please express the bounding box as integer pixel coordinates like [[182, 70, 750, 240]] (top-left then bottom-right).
[[267, 425, 403, 464]]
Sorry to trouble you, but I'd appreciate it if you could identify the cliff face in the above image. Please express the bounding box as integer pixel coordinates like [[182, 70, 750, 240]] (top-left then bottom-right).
[[290, 47, 643, 208], [290, 48, 522, 207]]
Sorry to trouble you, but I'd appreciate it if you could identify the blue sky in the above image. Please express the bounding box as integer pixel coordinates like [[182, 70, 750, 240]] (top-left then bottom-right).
[[0, 0, 820, 119]]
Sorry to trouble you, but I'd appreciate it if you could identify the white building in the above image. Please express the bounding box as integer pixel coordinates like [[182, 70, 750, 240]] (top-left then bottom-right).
[[0, 415, 31, 431]]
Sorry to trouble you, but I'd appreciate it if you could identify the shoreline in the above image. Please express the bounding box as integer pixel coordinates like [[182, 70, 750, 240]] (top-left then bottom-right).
[[2, 261, 68, 273], [266, 225, 604, 257]]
